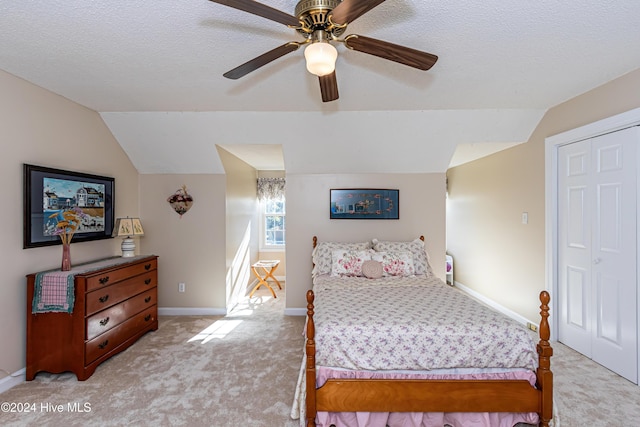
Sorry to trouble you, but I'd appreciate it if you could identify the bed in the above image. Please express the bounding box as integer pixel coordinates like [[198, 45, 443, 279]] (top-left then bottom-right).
[[291, 236, 553, 427]]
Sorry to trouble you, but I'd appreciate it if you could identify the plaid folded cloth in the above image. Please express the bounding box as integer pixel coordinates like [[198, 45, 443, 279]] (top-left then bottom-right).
[[32, 270, 75, 314]]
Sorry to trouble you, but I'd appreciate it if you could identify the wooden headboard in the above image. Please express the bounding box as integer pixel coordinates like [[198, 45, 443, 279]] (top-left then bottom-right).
[[313, 235, 424, 248]]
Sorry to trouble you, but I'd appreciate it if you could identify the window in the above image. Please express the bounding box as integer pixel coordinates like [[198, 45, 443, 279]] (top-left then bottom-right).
[[257, 177, 285, 248], [263, 197, 285, 247]]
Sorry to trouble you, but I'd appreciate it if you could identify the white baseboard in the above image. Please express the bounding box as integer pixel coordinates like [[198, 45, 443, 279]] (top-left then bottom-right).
[[453, 281, 533, 327], [160, 275, 286, 316], [158, 307, 227, 316], [0, 368, 25, 394], [284, 308, 306, 316]]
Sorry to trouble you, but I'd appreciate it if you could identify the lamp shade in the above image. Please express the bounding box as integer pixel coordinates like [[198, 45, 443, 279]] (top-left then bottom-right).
[[113, 217, 144, 237], [304, 41, 338, 76], [113, 217, 144, 257]]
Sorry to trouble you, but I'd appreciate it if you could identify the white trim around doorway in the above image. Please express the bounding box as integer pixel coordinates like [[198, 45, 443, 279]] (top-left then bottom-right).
[[545, 107, 640, 344]]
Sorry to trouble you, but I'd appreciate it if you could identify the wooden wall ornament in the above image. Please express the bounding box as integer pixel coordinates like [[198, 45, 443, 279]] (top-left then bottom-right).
[[167, 185, 194, 217]]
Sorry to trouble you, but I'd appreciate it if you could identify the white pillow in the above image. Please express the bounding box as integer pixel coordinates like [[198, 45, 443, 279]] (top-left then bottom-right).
[[331, 249, 372, 276]]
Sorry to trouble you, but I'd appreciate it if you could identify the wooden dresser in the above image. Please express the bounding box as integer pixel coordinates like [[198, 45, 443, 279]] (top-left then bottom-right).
[[26, 255, 158, 381]]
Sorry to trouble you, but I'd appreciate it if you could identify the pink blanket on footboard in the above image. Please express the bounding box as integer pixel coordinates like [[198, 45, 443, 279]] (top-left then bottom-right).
[[291, 274, 541, 426]]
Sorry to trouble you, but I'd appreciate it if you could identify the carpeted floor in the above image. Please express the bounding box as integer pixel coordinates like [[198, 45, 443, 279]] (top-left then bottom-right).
[[2, 284, 640, 426], [3, 285, 304, 427], [550, 337, 640, 426]]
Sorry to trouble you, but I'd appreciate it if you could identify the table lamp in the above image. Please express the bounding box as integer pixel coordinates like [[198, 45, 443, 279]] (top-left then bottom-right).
[[113, 217, 144, 257]]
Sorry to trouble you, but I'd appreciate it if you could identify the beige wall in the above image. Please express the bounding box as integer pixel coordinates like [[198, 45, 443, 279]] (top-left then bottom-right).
[[447, 68, 640, 323], [285, 173, 447, 310], [217, 147, 260, 308], [139, 174, 227, 311], [8, 56, 639, 384], [0, 70, 139, 379], [138, 152, 263, 314]]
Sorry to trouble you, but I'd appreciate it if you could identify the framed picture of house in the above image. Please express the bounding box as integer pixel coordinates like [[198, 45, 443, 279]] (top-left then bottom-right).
[[23, 164, 115, 248], [330, 189, 399, 219]]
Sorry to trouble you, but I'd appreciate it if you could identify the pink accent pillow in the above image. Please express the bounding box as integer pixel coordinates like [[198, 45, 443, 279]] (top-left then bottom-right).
[[371, 251, 416, 276], [372, 238, 430, 276], [361, 260, 383, 279], [331, 249, 371, 276], [313, 241, 372, 278]]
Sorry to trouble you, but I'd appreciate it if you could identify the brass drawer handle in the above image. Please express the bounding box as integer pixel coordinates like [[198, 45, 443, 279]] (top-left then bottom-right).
[[99, 276, 110, 285], [98, 339, 109, 349], [99, 317, 110, 327], [144, 278, 151, 285], [144, 296, 151, 303], [144, 263, 152, 270], [144, 314, 152, 322], [98, 294, 109, 303]]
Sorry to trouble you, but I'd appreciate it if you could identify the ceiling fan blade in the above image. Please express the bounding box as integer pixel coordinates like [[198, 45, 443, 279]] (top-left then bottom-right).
[[209, 0, 300, 27], [329, 0, 386, 25], [319, 71, 339, 102], [223, 42, 300, 79], [344, 35, 438, 70]]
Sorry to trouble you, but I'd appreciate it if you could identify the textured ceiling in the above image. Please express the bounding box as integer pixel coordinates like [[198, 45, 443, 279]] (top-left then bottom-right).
[[2, 1, 640, 173]]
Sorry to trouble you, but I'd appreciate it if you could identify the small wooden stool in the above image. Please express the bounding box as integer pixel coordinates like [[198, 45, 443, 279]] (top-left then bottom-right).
[[250, 260, 282, 298]]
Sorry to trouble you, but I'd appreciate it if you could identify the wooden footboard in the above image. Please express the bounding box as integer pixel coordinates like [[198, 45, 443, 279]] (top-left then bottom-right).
[[305, 290, 553, 427]]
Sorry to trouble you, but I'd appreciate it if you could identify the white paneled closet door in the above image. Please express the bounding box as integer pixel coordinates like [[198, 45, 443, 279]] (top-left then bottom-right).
[[558, 126, 638, 383]]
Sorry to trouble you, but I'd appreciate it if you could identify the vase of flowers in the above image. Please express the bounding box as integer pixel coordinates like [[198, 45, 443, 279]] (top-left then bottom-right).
[[61, 242, 72, 271], [49, 207, 85, 271]]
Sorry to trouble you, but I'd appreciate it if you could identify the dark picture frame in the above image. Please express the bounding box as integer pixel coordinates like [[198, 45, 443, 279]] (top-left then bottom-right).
[[330, 189, 399, 220], [23, 164, 115, 248]]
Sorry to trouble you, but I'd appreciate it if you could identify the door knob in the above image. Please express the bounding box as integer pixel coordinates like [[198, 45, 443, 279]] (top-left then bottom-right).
[[593, 258, 601, 264]]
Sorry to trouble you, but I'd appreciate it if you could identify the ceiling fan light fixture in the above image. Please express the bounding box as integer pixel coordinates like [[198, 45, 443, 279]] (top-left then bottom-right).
[[304, 41, 338, 76]]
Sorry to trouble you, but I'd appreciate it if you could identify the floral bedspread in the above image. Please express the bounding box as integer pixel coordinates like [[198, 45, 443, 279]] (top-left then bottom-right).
[[312, 274, 538, 371]]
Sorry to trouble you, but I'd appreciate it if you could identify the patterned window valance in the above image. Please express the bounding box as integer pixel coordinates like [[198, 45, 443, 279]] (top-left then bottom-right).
[[257, 177, 285, 200]]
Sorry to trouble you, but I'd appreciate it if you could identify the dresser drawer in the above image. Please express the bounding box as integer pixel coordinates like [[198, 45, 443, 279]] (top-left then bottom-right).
[[85, 306, 156, 364], [86, 271, 157, 316], [27, 255, 158, 381], [86, 288, 157, 340], [85, 258, 157, 292]]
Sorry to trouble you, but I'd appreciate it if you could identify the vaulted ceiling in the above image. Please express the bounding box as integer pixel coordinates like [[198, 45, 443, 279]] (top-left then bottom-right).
[[2, 1, 640, 173]]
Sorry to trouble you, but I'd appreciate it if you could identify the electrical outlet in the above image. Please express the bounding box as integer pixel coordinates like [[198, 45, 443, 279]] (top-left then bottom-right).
[[178, 282, 185, 293], [527, 322, 538, 332]]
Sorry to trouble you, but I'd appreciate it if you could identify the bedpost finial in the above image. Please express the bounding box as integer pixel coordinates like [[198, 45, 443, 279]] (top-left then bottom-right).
[[540, 290, 550, 305], [537, 290, 553, 426], [538, 290, 552, 346]]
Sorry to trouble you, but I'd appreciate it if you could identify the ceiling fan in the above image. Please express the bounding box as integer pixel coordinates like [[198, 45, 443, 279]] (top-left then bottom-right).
[[209, 0, 438, 102]]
